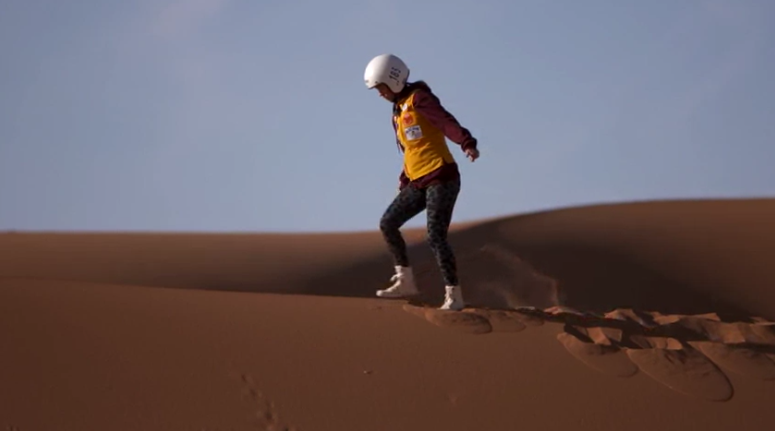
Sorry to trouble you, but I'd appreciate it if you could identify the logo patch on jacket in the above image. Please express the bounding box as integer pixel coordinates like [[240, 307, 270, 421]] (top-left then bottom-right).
[[402, 112, 415, 126], [404, 125, 423, 141]]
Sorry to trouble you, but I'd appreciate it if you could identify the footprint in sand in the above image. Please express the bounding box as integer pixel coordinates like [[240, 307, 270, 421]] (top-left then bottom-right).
[[689, 341, 775, 381], [625, 343, 733, 402], [565, 311, 775, 401], [472, 310, 529, 333], [403, 304, 492, 334], [239, 374, 298, 431], [406, 297, 774, 403], [402, 304, 549, 335], [509, 307, 546, 327], [556, 329, 639, 378]]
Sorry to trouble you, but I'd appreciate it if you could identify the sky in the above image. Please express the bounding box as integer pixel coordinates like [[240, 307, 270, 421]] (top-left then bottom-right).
[[1, 0, 774, 232]]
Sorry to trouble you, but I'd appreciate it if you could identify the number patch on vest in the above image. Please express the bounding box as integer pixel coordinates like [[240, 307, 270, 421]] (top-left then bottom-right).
[[404, 125, 423, 141]]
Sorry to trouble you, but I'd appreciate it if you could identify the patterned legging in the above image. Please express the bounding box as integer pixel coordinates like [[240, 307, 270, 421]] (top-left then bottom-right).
[[379, 178, 461, 286]]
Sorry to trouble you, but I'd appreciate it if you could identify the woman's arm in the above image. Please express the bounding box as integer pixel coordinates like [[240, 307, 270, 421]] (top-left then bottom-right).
[[412, 90, 478, 152]]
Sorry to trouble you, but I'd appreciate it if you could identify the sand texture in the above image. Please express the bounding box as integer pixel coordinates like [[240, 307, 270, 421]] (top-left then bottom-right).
[[2, 198, 775, 430]]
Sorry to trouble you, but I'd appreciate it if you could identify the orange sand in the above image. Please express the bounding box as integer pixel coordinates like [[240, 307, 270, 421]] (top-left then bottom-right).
[[2, 198, 775, 430]]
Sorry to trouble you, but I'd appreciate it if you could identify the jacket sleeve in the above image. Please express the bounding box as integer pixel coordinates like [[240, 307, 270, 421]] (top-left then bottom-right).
[[412, 90, 478, 151]]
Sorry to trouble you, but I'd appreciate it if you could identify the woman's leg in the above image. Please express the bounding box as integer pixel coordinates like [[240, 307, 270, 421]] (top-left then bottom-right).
[[379, 185, 427, 267], [425, 178, 461, 286], [376, 185, 428, 298]]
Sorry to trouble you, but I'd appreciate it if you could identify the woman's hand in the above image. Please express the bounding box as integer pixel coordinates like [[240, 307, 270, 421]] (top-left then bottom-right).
[[465, 147, 480, 162]]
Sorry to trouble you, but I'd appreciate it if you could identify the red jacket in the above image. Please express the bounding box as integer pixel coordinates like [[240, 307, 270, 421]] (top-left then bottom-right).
[[391, 81, 478, 190]]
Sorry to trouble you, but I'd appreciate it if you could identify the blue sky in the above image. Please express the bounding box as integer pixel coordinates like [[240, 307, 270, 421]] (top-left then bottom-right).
[[1, 0, 773, 232]]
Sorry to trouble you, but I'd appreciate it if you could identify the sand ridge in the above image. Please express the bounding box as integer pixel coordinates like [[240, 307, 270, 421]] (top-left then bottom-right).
[[401, 302, 775, 402]]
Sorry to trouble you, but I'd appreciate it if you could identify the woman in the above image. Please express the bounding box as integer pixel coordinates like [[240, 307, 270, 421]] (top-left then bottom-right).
[[363, 53, 480, 311]]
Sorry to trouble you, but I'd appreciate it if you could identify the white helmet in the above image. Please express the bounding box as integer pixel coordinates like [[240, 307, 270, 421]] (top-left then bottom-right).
[[364, 54, 410, 93]]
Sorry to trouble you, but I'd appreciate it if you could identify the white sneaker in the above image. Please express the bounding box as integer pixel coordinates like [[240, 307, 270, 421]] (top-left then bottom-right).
[[376, 266, 420, 298], [440, 285, 465, 311]]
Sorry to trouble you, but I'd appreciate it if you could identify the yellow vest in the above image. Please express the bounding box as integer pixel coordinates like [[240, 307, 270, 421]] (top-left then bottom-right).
[[394, 91, 456, 180]]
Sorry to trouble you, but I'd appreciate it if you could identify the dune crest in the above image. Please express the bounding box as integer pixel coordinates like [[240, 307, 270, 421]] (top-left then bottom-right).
[[471, 310, 530, 333]]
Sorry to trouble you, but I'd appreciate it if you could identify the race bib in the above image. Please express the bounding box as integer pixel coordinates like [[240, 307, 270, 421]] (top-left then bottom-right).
[[404, 125, 423, 141]]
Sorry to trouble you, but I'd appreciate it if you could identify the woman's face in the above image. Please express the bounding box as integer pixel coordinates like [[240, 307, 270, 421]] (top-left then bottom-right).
[[375, 83, 396, 102]]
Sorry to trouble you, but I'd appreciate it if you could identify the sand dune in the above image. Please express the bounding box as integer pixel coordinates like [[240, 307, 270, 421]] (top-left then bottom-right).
[[2, 198, 775, 430]]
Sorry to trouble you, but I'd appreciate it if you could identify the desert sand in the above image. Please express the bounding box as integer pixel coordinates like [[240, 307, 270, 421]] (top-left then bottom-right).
[[2, 198, 775, 430]]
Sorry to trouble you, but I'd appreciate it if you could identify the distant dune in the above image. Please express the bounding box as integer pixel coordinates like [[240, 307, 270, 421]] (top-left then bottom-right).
[[2, 198, 775, 430]]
